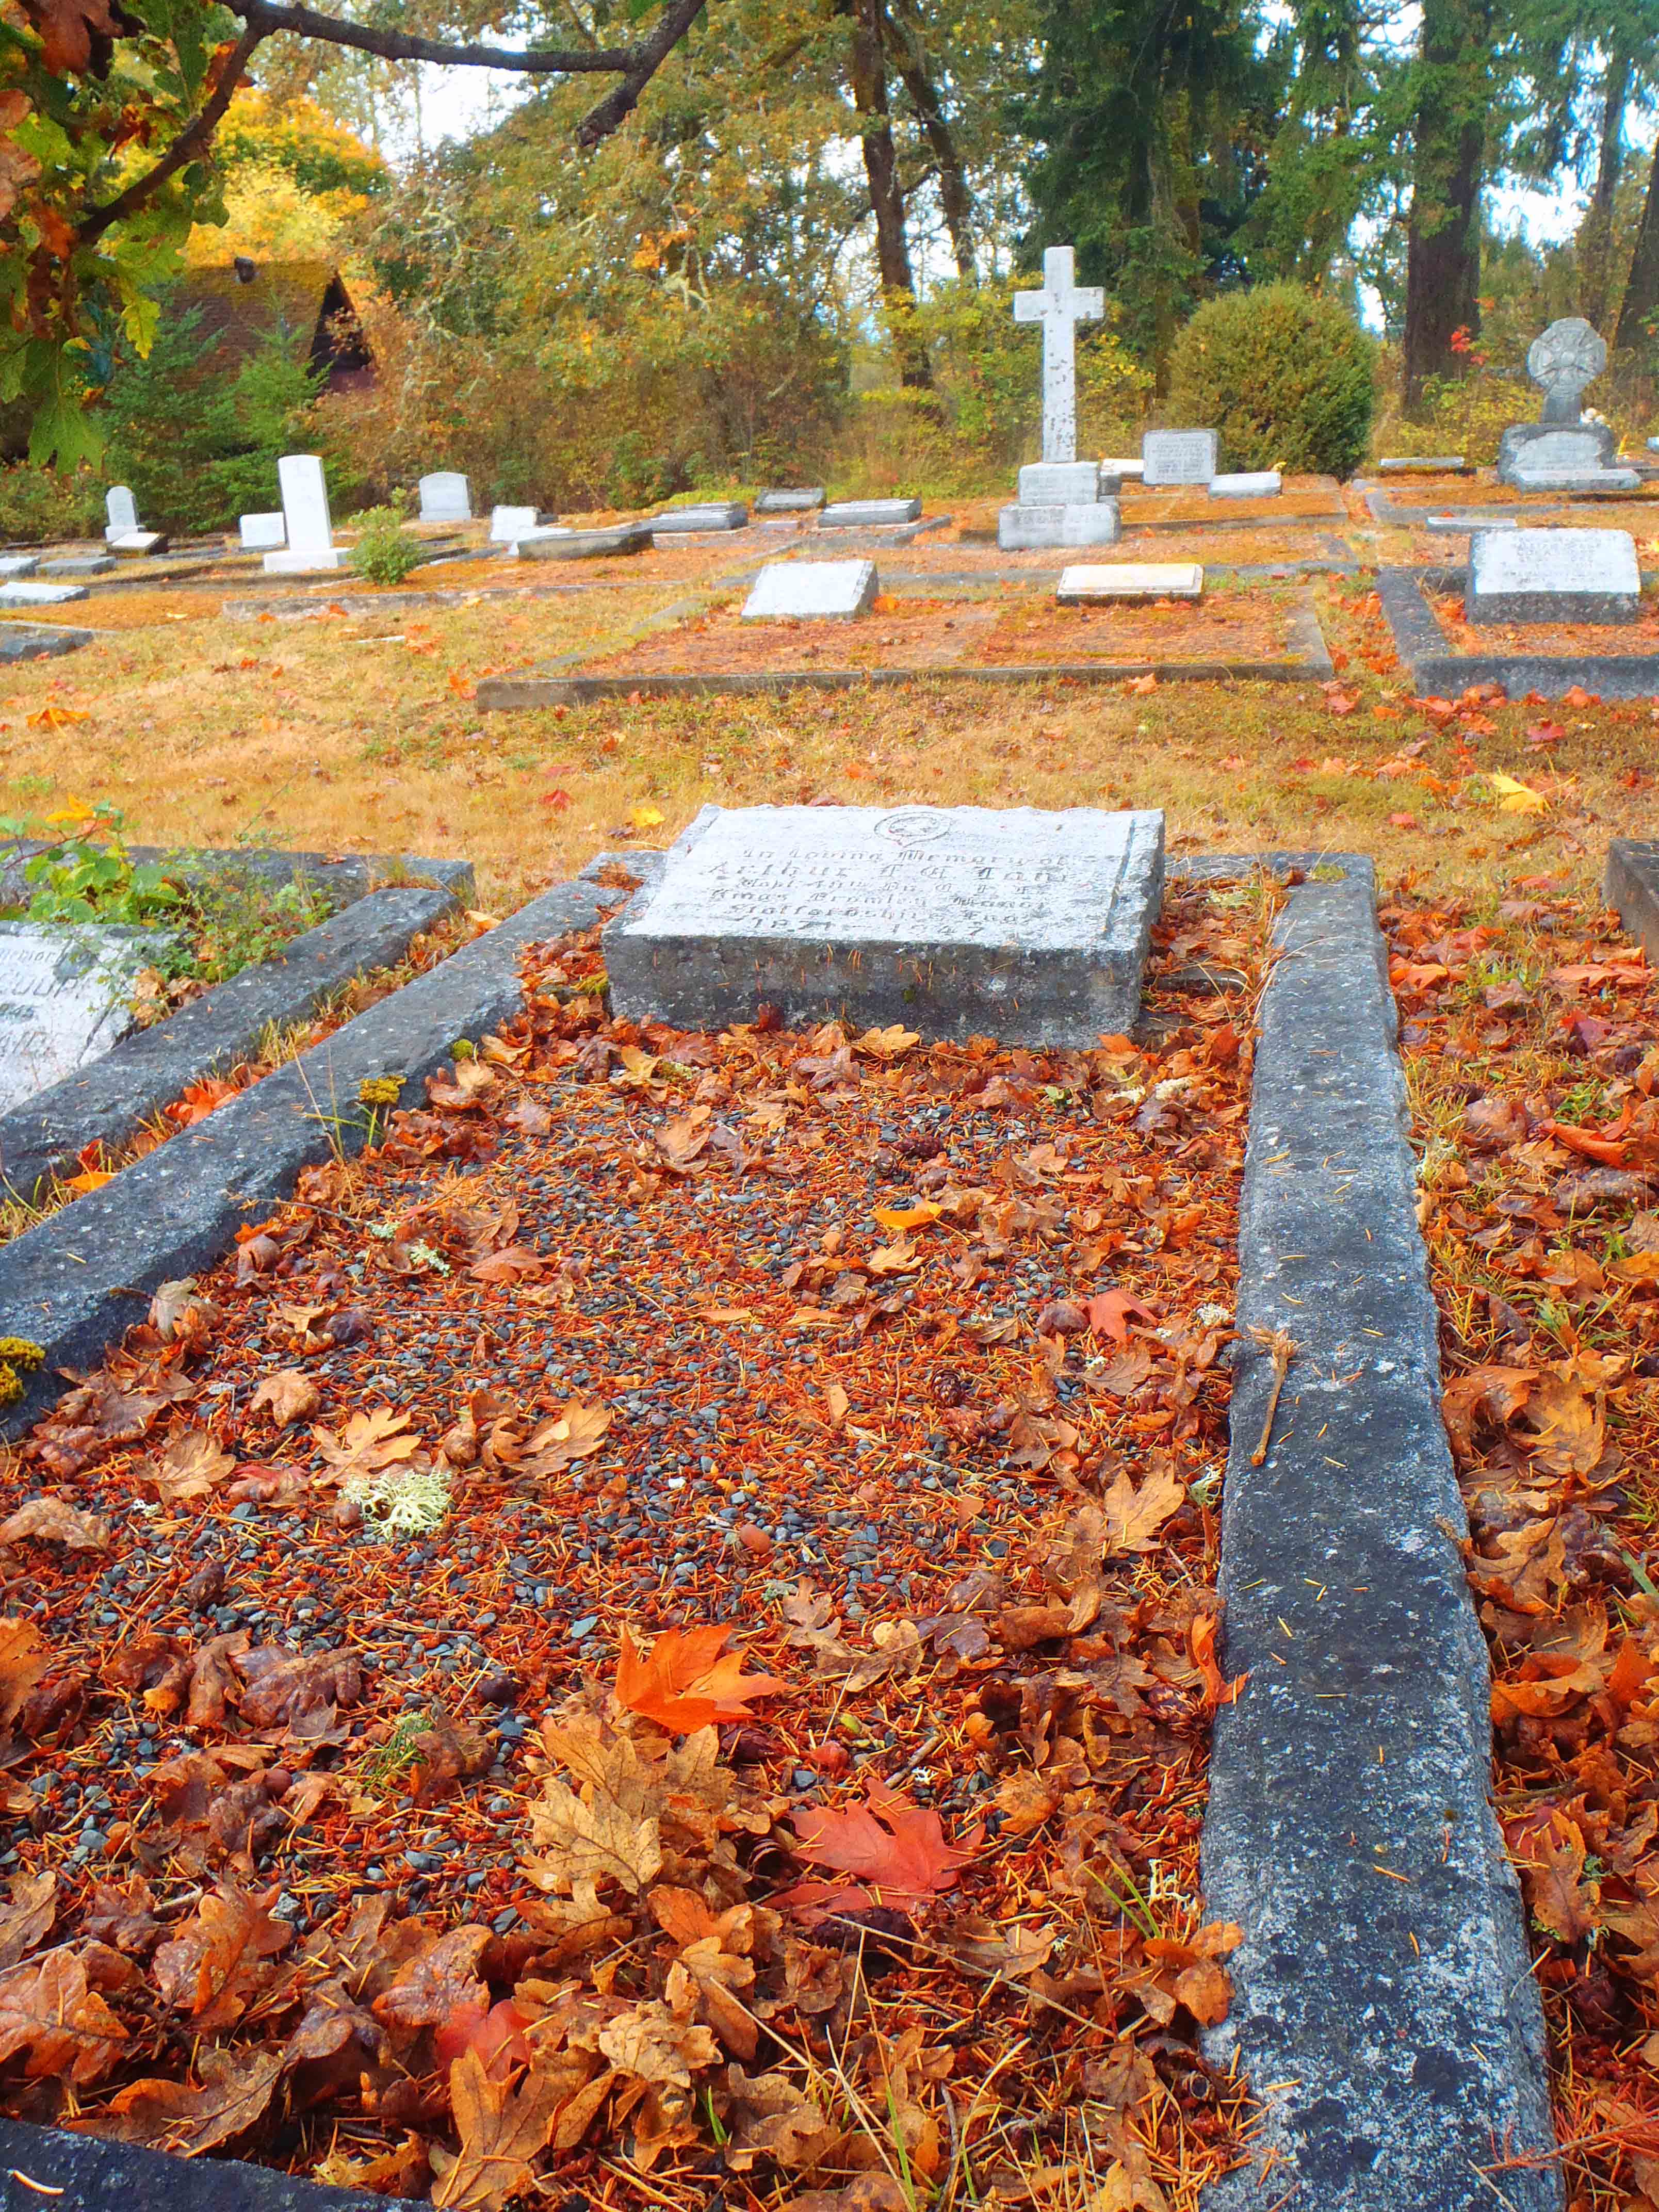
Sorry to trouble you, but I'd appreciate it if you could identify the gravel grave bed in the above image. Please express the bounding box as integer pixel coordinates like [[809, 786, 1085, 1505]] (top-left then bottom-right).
[[0, 874, 1268, 2206], [1388, 879, 1659, 2209], [1432, 591, 1659, 658]]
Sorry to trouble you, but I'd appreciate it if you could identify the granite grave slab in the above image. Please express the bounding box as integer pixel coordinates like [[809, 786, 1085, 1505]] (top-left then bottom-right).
[[40, 554, 113, 577], [1057, 561, 1202, 603], [0, 557, 37, 580], [998, 501, 1121, 549], [0, 580, 87, 606], [1018, 460, 1102, 503], [108, 530, 168, 557], [755, 488, 826, 513], [418, 470, 472, 523], [1378, 454, 1470, 474], [1606, 838, 1659, 968], [1423, 511, 1519, 533], [1466, 526, 1639, 623], [515, 523, 650, 560], [605, 802, 1164, 1046], [819, 498, 922, 527], [1210, 470, 1281, 498], [1142, 429, 1219, 486], [650, 502, 749, 533], [0, 923, 154, 1117], [239, 511, 285, 550], [0, 625, 89, 664], [741, 559, 877, 620]]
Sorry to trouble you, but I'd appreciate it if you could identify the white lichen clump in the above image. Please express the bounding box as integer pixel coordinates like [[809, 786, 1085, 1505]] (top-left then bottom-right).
[[347, 1461, 453, 1536]]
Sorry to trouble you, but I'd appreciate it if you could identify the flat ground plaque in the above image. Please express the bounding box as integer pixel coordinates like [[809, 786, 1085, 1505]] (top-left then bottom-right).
[[0, 922, 150, 1117], [605, 803, 1164, 1046], [741, 560, 876, 620], [1467, 526, 1640, 624], [1058, 562, 1202, 603]]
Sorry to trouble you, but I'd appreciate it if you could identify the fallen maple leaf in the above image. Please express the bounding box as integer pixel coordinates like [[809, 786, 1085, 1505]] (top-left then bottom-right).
[[0, 1620, 52, 1729], [782, 1774, 977, 1919], [0, 1948, 126, 2084], [853, 1024, 919, 1061], [90, 2047, 284, 2155], [313, 1405, 419, 1477], [615, 1623, 787, 1732], [1099, 1459, 1186, 1554], [1086, 1288, 1157, 1343], [151, 1883, 292, 2032], [434, 2048, 569, 2211], [249, 1370, 319, 1428], [0, 1497, 110, 1553]]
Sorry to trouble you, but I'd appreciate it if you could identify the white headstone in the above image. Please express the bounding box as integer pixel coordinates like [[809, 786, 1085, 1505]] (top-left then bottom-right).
[[1143, 431, 1219, 487], [741, 560, 877, 621], [1013, 247, 1105, 466], [0, 923, 150, 1114], [264, 454, 346, 573], [490, 506, 541, 544], [104, 486, 138, 540], [1057, 562, 1203, 603], [419, 472, 473, 523], [239, 512, 285, 550], [1465, 527, 1640, 625], [605, 804, 1165, 1047], [108, 530, 168, 558]]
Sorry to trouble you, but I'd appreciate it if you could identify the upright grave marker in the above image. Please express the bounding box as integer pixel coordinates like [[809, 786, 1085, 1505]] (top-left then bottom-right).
[[1000, 246, 1118, 549], [0, 924, 153, 1115], [100, 485, 167, 557], [490, 506, 541, 545], [239, 512, 285, 551], [606, 803, 1164, 1046], [418, 473, 473, 523], [1498, 318, 1636, 488], [1143, 429, 1219, 487], [264, 456, 346, 574]]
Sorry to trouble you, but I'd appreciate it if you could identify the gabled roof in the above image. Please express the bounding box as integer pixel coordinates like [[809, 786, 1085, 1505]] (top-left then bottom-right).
[[172, 262, 373, 385]]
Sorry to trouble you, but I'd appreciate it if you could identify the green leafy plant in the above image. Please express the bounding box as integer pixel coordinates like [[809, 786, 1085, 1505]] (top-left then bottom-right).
[[1166, 283, 1378, 478], [0, 803, 182, 926], [349, 502, 425, 585]]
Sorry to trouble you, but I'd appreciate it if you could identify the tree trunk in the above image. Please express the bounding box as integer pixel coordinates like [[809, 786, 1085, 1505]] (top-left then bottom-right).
[[882, 0, 974, 282], [849, 0, 931, 386], [1402, 0, 1491, 412], [1615, 132, 1659, 353], [1579, 47, 1631, 334]]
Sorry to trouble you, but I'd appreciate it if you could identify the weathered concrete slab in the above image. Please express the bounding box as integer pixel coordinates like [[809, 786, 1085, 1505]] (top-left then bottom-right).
[[997, 501, 1121, 549], [0, 2116, 425, 2211], [41, 554, 115, 577], [517, 523, 650, 560], [1467, 526, 1639, 623], [1605, 837, 1659, 966], [0, 557, 38, 580], [755, 488, 826, 513], [1056, 561, 1201, 602], [1378, 455, 1470, 474], [0, 873, 616, 1436], [0, 580, 87, 606], [820, 498, 921, 527], [0, 884, 453, 1202], [649, 502, 748, 533], [1210, 470, 1281, 498], [741, 559, 876, 620], [1202, 860, 1560, 2212], [0, 923, 157, 1116], [605, 802, 1163, 1046], [0, 625, 90, 662]]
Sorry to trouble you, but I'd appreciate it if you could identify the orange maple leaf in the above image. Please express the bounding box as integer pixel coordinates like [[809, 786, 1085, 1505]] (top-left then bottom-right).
[[1085, 1288, 1157, 1343], [778, 1776, 979, 1922], [614, 1623, 787, 1732]]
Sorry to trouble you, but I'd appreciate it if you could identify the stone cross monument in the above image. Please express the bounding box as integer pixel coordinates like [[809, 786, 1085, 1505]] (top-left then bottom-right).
[[1527, 317, 1607, 425], [1013, 247, 1104, 465]]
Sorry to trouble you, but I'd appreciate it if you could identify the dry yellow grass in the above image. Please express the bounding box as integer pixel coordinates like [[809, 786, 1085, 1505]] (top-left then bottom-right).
[[0, 554, 1652, 913]]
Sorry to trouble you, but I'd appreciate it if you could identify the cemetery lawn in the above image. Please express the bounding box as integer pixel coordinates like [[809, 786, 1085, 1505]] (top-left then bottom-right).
[[1389, 886, 1659, 2211], [0, 877, 1270, 2204], [5, 560, 1659, 916]]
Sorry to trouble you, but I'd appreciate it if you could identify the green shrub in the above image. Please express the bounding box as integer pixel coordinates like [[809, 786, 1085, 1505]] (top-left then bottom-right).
[[348, 503, 424, 584], [0, 464, 101, 544], [1166, 284, 1377, 478]]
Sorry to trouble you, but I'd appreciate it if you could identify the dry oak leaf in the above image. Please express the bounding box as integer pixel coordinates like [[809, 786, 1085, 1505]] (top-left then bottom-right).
[[0, 1618, 52, 1728], [20, 0, 126, 74], [89, 2046, 284, 2156], [0, 1946, 126, 2084], [854, 1024, 919, 1061], [1100, 1458, 1186, 1554], [151, 1883, 293, 2032], [314, 1405, 419, 1478], [522, 1398, 612, 1477], [249, 1370, 320, 1428], [615, 1623, 788, 1732], [598, 1998, 721, 2088], [468, 1245, 547, 1283], [234, 1645, 361, 1729], [783, 1775, 977, 1920], [433, 2047, 564, 2212], [783, 2179, 911, 2212], [0, 1495, 110, 1552]]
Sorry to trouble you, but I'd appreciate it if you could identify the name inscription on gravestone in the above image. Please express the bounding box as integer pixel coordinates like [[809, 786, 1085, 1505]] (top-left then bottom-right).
[[605, 803, 1165, 1046], [1142, 430, 1219, 487], [0, 923, 150, 1116]]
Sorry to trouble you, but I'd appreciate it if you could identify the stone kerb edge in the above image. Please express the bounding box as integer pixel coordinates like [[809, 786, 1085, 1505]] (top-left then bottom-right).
[[1605, 838, 1659, 967], [1200, 860, 1560, 2211], [1376, 564, 1659, 701], [0, 2114, 428, 2212], [0, 872, 619, 1437], [0, 626, 93, 663], [0, 884, 457, 1205]]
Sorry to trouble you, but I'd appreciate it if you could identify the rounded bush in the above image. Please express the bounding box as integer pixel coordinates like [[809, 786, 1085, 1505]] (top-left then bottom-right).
[[1165, 284, 1377, 479]]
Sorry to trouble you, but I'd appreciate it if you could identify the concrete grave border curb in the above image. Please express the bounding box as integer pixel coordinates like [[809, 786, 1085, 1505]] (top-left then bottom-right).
[[0, 2116, 427, 2212], [0, 868, 619, 1437], [1199, 857, 1560, 2210], [1605, 836, 1659, 963], [477, 594, 1334, 709], [0, 884, 457, 1203], [1377, 563, 1659, 700]]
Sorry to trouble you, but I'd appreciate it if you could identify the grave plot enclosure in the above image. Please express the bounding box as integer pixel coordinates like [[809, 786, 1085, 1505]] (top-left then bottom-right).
[[1378, 562, 1659, 697]]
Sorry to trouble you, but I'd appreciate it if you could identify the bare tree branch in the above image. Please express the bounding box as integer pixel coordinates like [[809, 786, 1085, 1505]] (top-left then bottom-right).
[[78, 19, 268, 245], [226, 0, 635, 72]]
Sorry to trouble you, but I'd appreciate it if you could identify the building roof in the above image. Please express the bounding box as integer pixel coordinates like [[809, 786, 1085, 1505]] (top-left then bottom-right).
[[172, 262, 373, 386]]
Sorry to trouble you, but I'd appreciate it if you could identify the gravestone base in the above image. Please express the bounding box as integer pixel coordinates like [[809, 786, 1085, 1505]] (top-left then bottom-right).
[[1509, 467, 1640, 493], [263, 548, 349, 574], [998, 501, 1121, 550], [1466, 526, 1640, 624], [1497, 420, 1616, 485], [604, 802, 1165, 1046]]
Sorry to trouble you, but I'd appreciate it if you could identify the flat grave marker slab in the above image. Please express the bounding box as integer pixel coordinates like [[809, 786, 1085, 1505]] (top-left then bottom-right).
[[1211, 470, 1282, 498], [239, 511, 285, 551], [1379, 454, 1470, 474], [1466, 526, 1639, 624], [0, 625, 90, 663], [1378, 559, 1659, 698], [999, 501, 1120, 549], [741, 559, 877, 621], [1058, 561, 1202, 603], [0, 557, 38, 580], [820, 498, 922, 527], [1018, 460, 1101, 503], [41, 554, 113, 577], [1142, 429, 1219, 486], [755, 488, 825, 513], [0, 580, 87, 606], [0, 923, 151, 1115], [650, 502, 749, 533], [516, 523, 650, 561], [108, 530, 168, 557], [1424, 512, 1518, 534], [605, 801, 1165, 1046]]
